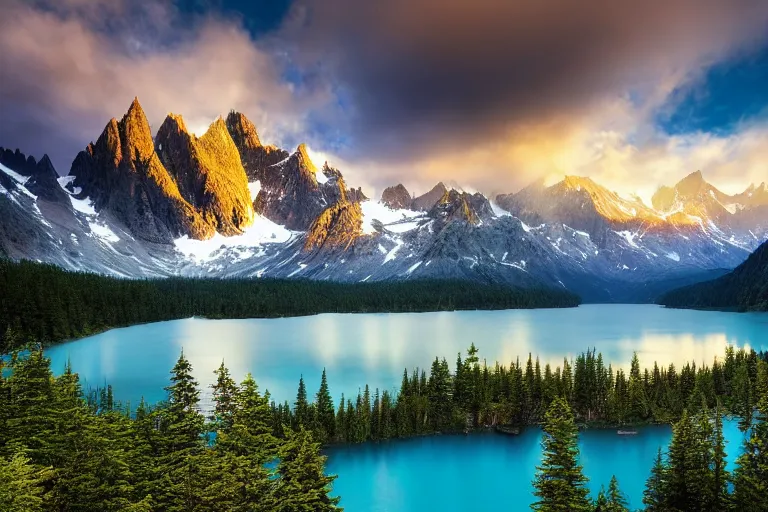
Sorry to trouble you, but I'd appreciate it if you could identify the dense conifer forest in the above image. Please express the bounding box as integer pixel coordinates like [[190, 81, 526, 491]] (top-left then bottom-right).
[[0, 259, 579, 352], [659, 239, 768, 311], [2, 338, 768, 511]]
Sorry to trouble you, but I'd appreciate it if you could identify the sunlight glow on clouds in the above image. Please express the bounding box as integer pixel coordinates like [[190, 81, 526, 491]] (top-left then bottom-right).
[[1, 0, 768, 202]]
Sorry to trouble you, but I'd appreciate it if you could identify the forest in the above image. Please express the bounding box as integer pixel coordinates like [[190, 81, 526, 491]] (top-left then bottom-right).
[[659, 239, 768, 311], [0, 259, 580, 352], [2, 340, 768, 511]]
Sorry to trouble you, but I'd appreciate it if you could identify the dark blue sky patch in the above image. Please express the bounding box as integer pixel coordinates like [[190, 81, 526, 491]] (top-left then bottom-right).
[[176, 0, 292, 36], [658, 45, 768, 136]]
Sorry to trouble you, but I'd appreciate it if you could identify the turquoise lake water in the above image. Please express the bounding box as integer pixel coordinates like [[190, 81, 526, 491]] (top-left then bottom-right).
[[45, 304, 768, 510]]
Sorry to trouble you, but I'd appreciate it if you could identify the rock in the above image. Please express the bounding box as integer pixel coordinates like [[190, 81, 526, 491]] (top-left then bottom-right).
[[68, 98, 214, 243], [411, 182, 447, 211], [304, 200, 365, 252], [156, 114, 254, 236], [381, 184, 412, 209], [428, 189, 492, 226], [225, 111, 289, 182], [26, 155, 69, 203], [0, 147, 37, 176]]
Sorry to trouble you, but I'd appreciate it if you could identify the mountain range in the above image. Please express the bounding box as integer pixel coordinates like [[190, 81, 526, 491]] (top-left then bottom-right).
[[2, 98, 767, 302]]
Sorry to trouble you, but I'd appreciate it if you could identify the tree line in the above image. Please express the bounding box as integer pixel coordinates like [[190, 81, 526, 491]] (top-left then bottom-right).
[[0, 259, 580, 352], [3, 339, 768, 510], [276, 344, 768, 444], [658, 238, 768, 311]]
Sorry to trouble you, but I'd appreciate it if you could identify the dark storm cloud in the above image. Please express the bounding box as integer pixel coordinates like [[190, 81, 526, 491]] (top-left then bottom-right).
[[283, 0, 768, 161]]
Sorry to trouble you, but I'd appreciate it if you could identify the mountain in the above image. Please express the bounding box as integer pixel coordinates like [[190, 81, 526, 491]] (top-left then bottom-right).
[[2, 99, 767, 303], [412, 182, 448, 211], [67, 98, 214, 243], [381, 184, 412, 209], [658, 239, 768, 310], [156, 114, 254, 236]]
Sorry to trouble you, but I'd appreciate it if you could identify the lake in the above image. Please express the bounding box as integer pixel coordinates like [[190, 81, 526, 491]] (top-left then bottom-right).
[[46, 304, 768, 510]]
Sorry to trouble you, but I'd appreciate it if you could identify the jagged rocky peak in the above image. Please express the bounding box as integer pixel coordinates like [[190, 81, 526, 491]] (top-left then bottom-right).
[[411, 182, 448, 211], [304, 200, 365, 252], [225, 111, 288, 182], [0, 147, 38, 176], [120, 97, 156, 161], [225, 110, 261, 150], [675, 170, 707, 197], [294, 143, 318, 182], [381, 184, 412, 209], [0, 146, 62, 201], [68, 98, 214, 243], [156, 114, 254, 236], [26, 154, 68, 203], [428, 188, 492, 226]]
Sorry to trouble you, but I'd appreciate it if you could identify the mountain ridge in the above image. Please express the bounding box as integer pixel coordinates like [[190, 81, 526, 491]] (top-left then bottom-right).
[[2, 98, 767, 303]]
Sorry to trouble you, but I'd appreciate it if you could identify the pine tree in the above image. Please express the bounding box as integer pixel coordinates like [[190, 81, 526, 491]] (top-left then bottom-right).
[[315, 369, 336, 443], [733, 360, 768, 511], [642, 448, 666, 511], [275, 428, 342, 512], [211, 361, 238, 432], [155, 351, 206, 511], [710, 404, 730, 511], [0, 450, 50, 512], [603, 475, 629, 512], [295, 376, 309, 429], [531, 397, 591, 511], [663, 409, 715, 511]]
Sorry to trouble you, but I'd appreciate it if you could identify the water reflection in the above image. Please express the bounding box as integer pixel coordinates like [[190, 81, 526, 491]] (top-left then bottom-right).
[[45, 305, 768, 409]]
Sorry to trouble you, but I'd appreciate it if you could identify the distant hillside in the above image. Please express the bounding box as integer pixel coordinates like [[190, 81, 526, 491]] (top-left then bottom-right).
[[658, 240, 768, 310]]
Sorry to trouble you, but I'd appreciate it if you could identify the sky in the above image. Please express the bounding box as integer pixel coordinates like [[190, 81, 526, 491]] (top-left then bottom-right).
[[2, 0, 768, 203]]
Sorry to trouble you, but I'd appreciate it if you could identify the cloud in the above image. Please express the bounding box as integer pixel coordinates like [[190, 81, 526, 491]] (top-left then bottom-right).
[[1, 0, 768, 203], [276, 0, 768, 198], [0, 0, 328, 173]]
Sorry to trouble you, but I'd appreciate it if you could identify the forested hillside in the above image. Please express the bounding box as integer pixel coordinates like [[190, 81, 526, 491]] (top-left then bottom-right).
[[0, 259, 579, 352], [659, 240, 768, 310]]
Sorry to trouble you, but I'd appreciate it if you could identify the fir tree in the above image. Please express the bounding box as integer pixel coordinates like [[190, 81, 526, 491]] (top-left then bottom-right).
[[0, 450, 49, 512], [211, 361, 238, 432], [295, 376, 309, 428], [603, 475, 629, 512], [531, 397, 591, 511], [275, 428, 342, 512], [315, 369, 335, 443], [732, 360, 768, 511], [642, 448, 666, 511]]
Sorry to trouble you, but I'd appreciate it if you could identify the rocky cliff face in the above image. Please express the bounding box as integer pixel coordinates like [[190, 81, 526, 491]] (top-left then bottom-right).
[[68, 99, 215, 243], [156, 114, 254, 236], [0, 148, 67, 203], [381, 184, 412, 209], [0, 147, 38, 176], [304, 200, 365, 252], [225, 111, 289, 182], [412, 182, 448, 211]]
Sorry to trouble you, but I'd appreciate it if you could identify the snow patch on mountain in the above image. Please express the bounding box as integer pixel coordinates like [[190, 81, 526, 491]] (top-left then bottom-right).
[[490, 200, 511, 217], [360, 200, 423, 234], [174, 216, 293, 261], [89, 221, 120, 243], [248, 180, 261, 201]]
